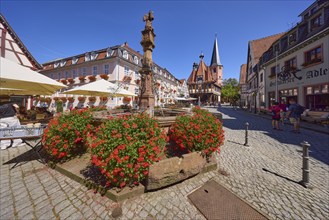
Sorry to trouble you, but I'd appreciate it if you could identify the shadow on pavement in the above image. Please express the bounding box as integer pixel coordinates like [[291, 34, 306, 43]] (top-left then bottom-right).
[[216, 106, 329, 166], [262, 168, 303, 187]]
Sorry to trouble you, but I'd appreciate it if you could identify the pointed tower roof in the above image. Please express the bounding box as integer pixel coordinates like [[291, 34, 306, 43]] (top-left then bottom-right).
[[210, 35, 221, 66]]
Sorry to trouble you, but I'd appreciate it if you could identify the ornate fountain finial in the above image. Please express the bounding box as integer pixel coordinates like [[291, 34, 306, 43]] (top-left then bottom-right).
[[143, 11, 154, 31]]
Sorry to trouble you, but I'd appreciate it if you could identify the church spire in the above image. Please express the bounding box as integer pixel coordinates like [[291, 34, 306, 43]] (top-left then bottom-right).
[[210, 34, 221, 66]]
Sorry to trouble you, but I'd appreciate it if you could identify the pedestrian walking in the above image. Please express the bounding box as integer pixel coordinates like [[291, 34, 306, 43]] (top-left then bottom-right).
[[279, 100, 287, 125], [270, 101, 282, 130], [286, 98, 304, 134]]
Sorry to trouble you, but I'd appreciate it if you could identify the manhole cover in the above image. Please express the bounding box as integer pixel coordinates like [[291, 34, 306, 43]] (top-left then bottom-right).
[[188, 180, 267, 220]]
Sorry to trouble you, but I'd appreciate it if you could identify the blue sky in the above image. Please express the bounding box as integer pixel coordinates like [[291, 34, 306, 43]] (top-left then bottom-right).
[[2, 0, 312, 80]]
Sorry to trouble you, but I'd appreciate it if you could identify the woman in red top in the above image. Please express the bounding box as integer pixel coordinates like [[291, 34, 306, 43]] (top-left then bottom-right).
[[270, 101, 282, 130]]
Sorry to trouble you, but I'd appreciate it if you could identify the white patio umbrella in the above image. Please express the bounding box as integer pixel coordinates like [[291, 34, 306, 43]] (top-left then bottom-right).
[[62, 79, 137, 97], [0, 57, 66, 95]]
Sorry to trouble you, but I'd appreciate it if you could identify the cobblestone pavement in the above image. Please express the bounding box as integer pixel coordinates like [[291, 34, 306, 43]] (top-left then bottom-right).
[[1, 106, 328, 220]]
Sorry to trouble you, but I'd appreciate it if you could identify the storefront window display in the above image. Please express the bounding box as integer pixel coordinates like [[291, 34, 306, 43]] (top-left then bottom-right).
[[305, 84, 329, 111]]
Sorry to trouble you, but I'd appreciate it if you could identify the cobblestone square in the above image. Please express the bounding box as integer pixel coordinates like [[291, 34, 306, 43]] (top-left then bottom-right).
[[1, 106, 328, 219]]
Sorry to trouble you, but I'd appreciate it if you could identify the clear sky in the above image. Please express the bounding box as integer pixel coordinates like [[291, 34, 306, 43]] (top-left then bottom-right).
[[2, 0, 312, 80]]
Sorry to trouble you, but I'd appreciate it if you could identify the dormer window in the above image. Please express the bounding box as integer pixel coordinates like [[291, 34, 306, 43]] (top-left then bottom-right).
[[289, 32, 297, 45], [310, 14, 323, 31], [91, 51, 98, 60], [274, 43, 280, 53], [123, 50, 128, 59], [85, 53, 91, 62], [60, 60, 66, 67], [106, 48, 113, 57], [197, 76, 203, 84], [133, 56, 139, 64], [72, 57, 79, 65], [54, 62, 60, 68]]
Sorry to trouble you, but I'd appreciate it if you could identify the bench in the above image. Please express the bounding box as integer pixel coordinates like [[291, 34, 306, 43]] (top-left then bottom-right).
[[301, 111, 329, 123]]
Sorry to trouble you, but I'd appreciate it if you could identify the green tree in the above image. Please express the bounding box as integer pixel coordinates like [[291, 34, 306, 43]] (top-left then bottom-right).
[[221, 78, 240, 105]]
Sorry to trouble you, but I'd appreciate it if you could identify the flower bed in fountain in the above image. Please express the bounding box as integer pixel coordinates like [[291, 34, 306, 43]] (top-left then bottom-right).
[[42, 107, 224, 201]]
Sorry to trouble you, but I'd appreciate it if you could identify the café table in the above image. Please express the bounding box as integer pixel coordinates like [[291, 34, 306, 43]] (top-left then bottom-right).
[[0, 125, 47, 169]]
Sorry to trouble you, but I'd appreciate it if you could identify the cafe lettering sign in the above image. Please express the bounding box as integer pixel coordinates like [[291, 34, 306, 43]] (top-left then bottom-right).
[[306, 67, 328, 79]]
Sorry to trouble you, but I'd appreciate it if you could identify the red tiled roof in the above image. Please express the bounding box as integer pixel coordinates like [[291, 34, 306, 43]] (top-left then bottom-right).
[[187, 59, 214, 83], [179, 79, 186, 84], [239, 64, 247, 84], [250, 33, 285, 61]]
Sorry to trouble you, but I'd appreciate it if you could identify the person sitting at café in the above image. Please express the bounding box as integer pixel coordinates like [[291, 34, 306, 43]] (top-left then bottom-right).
[[0, 100, 23, 149], [27, 106, 37, 120]]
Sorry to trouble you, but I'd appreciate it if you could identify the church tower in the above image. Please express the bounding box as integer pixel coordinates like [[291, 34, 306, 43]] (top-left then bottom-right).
[[210, 35, 223, 86]]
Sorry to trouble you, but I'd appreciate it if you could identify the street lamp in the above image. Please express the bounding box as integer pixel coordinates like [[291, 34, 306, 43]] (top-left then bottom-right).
[[275, 51, 278, 101]]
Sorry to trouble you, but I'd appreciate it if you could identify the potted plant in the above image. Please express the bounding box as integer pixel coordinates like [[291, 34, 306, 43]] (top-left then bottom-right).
[[88, 75, 96, 82], [123, 97, 131, 103], [100, 96, 108, 102], [60, 97, 67, 103], [78, 96, 86, 102], [123, 76, 132, 82], [79, 76, 85, 82], [99, 74, 109, 80], [88, 96, 96, 102], [61, 79, 68, 85], [68, 97, 75, 103], [67, 78, 75, 84]]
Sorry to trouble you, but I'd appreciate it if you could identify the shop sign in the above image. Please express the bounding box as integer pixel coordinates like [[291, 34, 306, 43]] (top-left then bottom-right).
[[306, 68, 328, 79], [269, 78, 295, 87]]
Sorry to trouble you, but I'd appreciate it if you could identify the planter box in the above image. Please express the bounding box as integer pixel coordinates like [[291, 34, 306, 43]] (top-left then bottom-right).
[[146, 152, 217, 191]]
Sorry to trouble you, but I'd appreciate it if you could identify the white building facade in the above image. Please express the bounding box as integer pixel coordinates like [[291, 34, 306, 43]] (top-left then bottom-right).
[[261, 0, 329, 111], [40, 43, 185, 109]]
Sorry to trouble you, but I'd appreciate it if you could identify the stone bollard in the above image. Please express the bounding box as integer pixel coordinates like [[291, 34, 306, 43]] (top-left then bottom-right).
[[300, 141, 311, 188], [244, 122, 249, 146]]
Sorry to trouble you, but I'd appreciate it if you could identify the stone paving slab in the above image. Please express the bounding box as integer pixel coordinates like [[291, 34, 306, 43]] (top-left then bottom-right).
[[0, 106, 328, 220]]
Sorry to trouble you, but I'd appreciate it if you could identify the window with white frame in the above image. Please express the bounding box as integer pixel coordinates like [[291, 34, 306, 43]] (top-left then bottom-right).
[[72, 69, 77, 78], [123, 50, 128, 59], [104, 64, 110, 74], [159, 70, 162, 75], [133, 56, 139, 64], [135, 87, 139, 95], [135, 71, 140, 79], [124, 66, 129, 75], [82, 67, 87, 76], [92, 66, 98, 76]]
